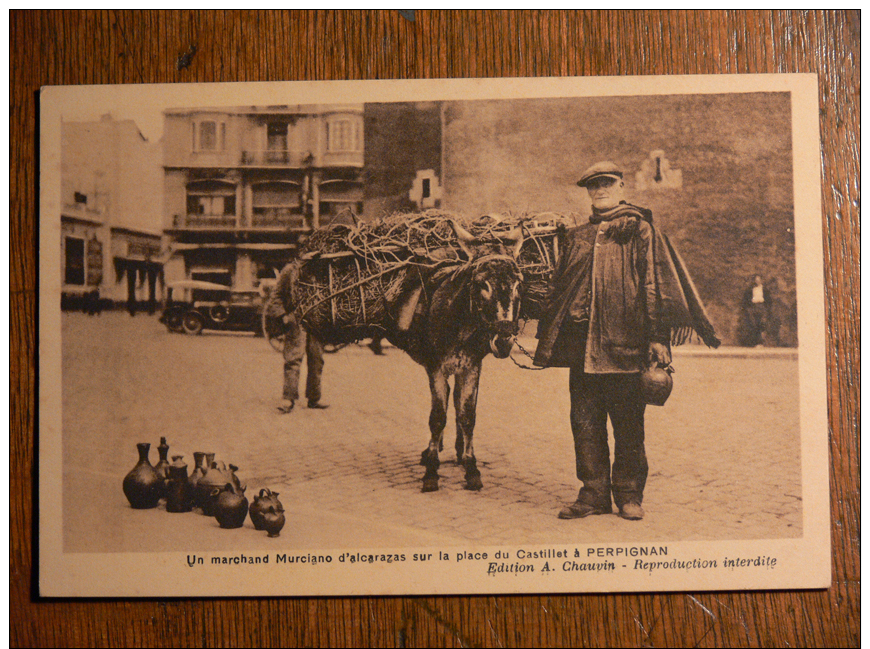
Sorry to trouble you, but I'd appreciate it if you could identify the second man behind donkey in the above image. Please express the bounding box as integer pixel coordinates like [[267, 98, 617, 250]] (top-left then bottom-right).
[[266, 249, 329, 415], [534, 161, 720, 521]]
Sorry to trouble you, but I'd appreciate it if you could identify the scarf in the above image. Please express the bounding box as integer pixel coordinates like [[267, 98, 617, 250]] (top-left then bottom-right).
[[591, 202, 720, 348]]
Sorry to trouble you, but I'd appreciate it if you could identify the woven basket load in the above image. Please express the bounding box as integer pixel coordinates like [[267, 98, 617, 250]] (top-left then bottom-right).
[[294, 210, 577, 339]]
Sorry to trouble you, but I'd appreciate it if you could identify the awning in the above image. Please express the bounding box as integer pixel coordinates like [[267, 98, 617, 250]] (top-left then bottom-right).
[[154, 242, 298, 264], [166, 280, 233, 292]]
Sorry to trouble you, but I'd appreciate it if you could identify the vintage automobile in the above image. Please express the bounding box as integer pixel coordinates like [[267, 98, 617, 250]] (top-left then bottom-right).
[[160, 280, 264, 336]]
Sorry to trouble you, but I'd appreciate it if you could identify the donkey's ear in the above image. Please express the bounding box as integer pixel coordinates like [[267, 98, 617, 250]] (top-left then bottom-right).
[[502, 226, 524, 259], [449, 220, 476, 260]]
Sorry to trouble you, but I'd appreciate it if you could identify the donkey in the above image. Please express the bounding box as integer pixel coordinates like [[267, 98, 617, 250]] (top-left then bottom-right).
[[380, 222, 525, 491]]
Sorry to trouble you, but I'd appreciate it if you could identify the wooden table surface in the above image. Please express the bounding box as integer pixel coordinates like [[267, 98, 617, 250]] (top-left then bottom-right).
[[10, 10, 859, 647]]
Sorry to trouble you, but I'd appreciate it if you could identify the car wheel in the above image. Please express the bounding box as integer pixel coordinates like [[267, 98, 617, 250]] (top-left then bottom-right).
[[209, 305, 230, 323], [182, 312, 205, 335], [164, 312, 184, 333]]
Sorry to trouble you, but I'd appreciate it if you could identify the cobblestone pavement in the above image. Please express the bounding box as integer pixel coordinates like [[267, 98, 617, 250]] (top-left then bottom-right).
[[60, 312, 802, 553]]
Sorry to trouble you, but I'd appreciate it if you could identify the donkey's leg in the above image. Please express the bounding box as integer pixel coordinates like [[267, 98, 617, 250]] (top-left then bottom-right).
[[420, 368, 449, 492], [454, 360, 483, 491]]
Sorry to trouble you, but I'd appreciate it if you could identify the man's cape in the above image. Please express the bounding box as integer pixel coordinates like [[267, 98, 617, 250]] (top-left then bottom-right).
[[654, 230, 721, 348]]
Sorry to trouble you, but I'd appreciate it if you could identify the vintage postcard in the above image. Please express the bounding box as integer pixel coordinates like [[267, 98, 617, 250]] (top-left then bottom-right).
[[38, 74, 829, 597]]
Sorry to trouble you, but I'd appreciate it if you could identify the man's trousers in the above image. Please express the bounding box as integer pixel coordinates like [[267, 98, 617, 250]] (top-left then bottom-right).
[[568, 368, 648, 509], [282, 320, 324, 404]]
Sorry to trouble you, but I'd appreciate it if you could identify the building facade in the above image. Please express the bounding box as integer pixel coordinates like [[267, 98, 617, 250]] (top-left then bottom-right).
[[61, 116, 163, 312], [162, 105, 364, 291]]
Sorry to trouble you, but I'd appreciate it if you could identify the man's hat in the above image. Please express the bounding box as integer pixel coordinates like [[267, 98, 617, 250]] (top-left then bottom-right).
[[577, 161, 623, 188]]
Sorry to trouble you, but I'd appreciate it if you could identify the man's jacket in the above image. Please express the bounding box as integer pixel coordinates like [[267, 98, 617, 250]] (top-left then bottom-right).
[[533, 203, 719, 372], [264, 261, 300, 323]]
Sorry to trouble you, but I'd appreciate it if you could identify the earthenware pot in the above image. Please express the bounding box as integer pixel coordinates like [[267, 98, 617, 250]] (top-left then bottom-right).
[[249, 488, 281, 530], [188, 451, 207, 495], [122, 443, 162, 509], [153, 437, 171, 497], [154, 437, 171, 479], [227, 464, 245, 493], [260, 493, 285, 538], [198, 460, 231, 515], [212, 484, 248, 529], [165, 456, 193, 513]]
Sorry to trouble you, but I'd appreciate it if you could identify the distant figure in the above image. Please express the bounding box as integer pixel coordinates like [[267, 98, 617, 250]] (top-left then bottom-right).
[[740, 274, 773, 347]]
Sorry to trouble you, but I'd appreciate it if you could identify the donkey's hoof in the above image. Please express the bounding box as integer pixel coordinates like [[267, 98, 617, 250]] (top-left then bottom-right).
[[464, 475, 483, 491], [421, 478, 440, 493]]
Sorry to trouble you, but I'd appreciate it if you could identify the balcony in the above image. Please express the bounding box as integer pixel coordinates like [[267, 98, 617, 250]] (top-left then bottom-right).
[[239, 149, 364, 168], [322, 150, 365, 168], [170, 212, 310, 231], [240, 149, 308, 167], [173, 214, 238, 229], [251, 209, 307, 229], [62, 201, 103, 224]]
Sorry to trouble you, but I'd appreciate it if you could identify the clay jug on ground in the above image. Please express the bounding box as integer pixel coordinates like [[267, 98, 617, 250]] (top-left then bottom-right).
[[165, 455, 193, 513], [192, 453, 218, 510], [227, 464, 245, 493], [154, 437, 171, 479], [153, 437, 171, 498], [249, 488, 280, 530], [261, 507, 286, 538], [188, 452, 207, 495], [212, 484, 249, 529], [122, 443, 162, 509], [260, 491, 285, 537], [198, 460, 231, 516]]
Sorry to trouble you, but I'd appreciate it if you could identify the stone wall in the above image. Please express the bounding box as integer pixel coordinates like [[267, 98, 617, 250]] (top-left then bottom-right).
[[440, 93, 797, 346]]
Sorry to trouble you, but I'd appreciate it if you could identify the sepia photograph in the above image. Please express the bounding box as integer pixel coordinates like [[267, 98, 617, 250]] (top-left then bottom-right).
[[39, 74, 828, 597]]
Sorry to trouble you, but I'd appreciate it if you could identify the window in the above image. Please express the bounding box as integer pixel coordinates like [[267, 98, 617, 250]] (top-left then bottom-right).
[[74, 191, 87, 204], [318, 179, 363, 224], [251, 181, 303, 227], [65, 237, 85, 286], [191, 119, 226, 152], [186, 180, 237, 225], [266, 122, 290, 163], [326, 118, 361, 152], [267, 122, 288, 150], [187, 194, 236, 217], [86, 237, 103, 286]]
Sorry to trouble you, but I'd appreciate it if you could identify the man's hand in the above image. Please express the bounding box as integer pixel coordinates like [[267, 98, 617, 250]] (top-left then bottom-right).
[[282, 313, 294, 325], [648, 342, 671, 367]]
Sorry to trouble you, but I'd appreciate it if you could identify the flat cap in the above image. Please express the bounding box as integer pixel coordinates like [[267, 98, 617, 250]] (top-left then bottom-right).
[[577, 161, 623, 187]]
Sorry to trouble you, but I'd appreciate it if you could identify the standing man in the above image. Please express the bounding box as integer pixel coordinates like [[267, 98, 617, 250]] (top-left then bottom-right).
[[741, 274, 772, 347], [534, 161, 719, 521], [266, 257, 329, 414]]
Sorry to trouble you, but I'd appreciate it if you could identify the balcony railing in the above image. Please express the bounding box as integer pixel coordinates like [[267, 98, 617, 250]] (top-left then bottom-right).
[[240, 150, 307, 167], [239, 149, 364, 167], [251, 205, 307, 229], [250, 212, 307, 229], [174, 214, 238, 229], [62, 202, 103, 220], [171, 213, 310, 230]]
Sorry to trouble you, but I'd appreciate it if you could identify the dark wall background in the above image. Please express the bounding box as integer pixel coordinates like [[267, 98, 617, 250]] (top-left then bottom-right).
[[364, 101, 443, 217], [11, 9, 858, 648], [442, 93, 796, 346]]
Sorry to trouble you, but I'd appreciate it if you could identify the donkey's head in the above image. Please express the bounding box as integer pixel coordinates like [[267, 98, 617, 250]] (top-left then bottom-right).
[[452, 221, 524, 359]]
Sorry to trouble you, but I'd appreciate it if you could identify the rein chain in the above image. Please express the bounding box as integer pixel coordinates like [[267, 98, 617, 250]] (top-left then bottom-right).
[[509, 335, 546, 371]]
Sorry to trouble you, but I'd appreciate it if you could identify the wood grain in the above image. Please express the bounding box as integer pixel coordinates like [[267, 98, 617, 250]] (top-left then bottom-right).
[[11, 10, 858, 647]]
